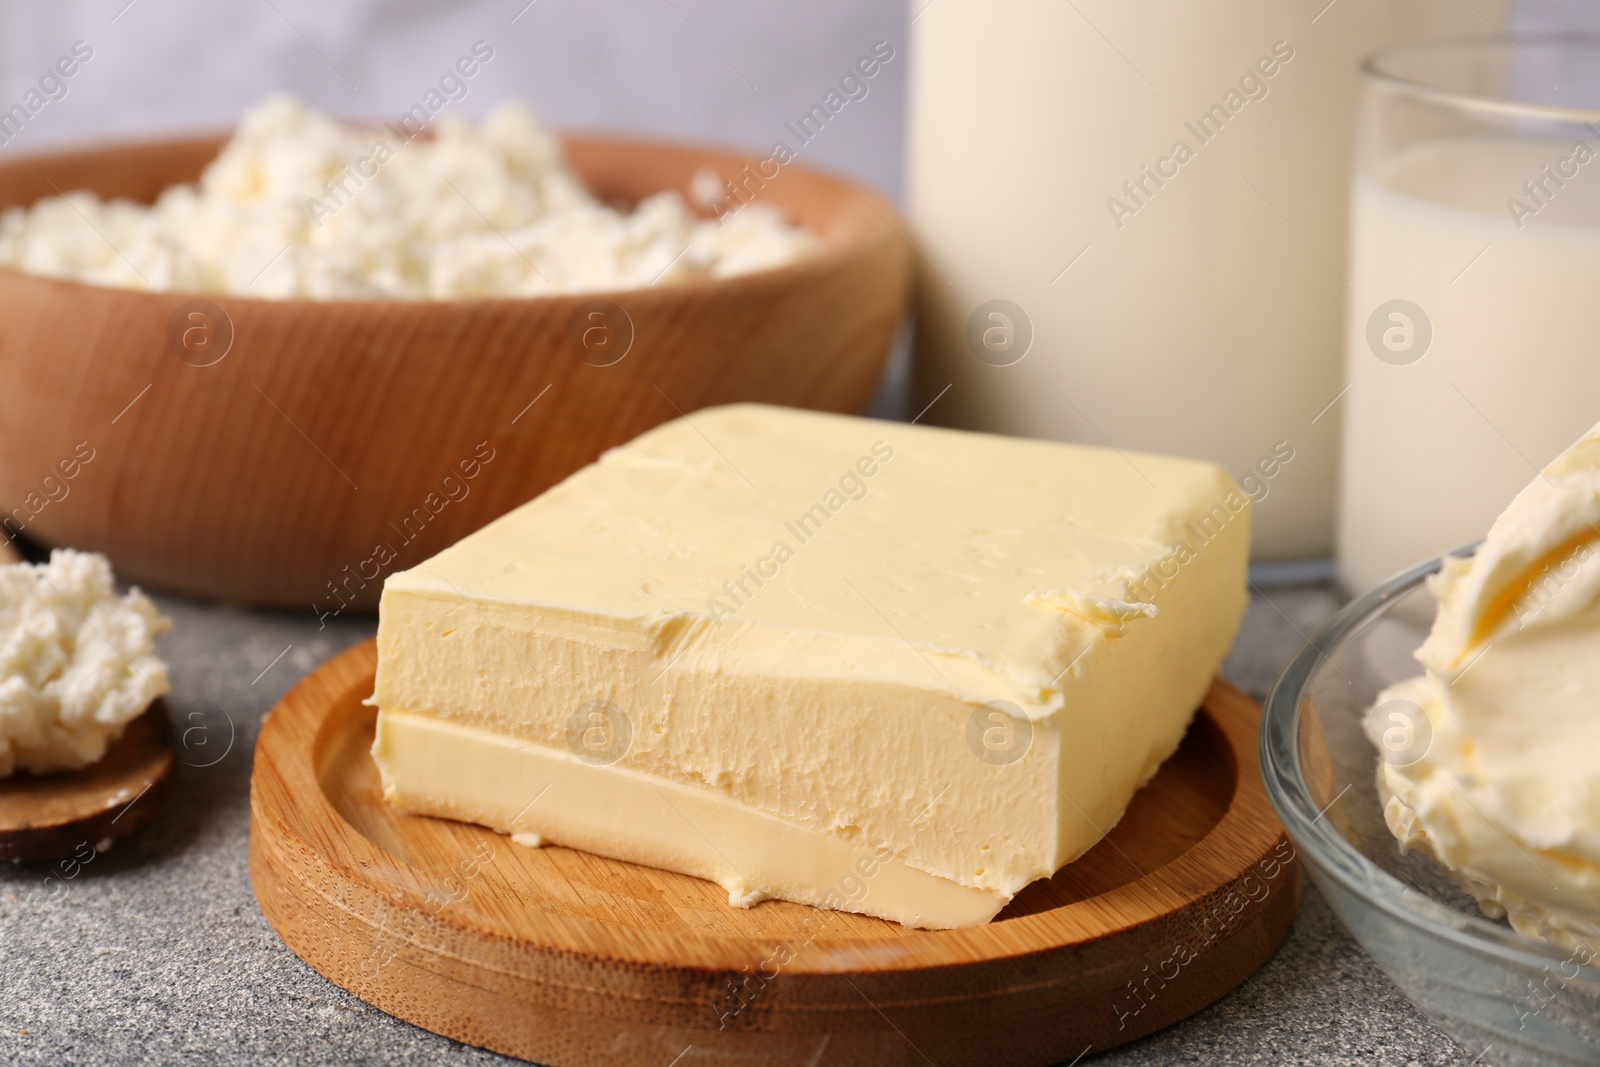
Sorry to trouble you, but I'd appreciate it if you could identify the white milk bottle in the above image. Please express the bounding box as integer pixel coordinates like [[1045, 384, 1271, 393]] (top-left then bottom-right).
[[908, 0, 1506, 561]]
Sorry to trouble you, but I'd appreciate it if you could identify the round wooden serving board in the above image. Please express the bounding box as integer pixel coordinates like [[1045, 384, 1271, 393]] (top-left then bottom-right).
[[250, 641, 1298, 1067]]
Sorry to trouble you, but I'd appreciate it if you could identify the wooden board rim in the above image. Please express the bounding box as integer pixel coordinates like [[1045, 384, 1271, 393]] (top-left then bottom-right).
[[248, 639, 1299, 1065], [251, 640, 1292, 973]]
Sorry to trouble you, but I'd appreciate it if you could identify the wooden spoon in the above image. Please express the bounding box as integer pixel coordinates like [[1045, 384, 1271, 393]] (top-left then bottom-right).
[[0, 702, 174, 863]]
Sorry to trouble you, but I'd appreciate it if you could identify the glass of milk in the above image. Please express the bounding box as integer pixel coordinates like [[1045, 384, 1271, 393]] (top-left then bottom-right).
[[1337, 37, 1600, 597]]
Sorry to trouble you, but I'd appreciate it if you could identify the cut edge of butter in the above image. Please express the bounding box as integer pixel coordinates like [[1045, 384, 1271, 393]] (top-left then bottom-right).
[[374, 709, 1007, 929]]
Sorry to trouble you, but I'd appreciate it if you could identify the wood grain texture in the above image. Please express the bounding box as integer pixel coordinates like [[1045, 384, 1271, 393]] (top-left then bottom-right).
[[0, 702, 173, 862], [0, 134, 909, 608], [250, 641, 1299, 1066]]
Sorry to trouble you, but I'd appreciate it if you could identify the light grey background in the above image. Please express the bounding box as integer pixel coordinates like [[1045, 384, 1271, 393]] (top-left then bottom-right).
[[0, 0, 909, 202], [0, 0, 1592, 208]]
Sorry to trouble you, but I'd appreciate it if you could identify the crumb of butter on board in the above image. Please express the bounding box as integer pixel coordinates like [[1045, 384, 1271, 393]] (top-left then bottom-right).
[[0, 95, 816, 299], [0, 549, 171, 777]]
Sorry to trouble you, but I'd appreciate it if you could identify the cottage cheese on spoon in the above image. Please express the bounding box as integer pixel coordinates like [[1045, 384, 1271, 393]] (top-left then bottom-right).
[[0, 550, 171, 777]]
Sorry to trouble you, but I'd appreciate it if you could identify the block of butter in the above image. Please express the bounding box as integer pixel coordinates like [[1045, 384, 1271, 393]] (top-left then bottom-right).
[[370, 404, 1249, 928]]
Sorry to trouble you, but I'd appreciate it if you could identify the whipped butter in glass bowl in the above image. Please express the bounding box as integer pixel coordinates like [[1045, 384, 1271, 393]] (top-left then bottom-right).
[[1366, 421, 1600, 957], [1263, 420, 1600, 1066]]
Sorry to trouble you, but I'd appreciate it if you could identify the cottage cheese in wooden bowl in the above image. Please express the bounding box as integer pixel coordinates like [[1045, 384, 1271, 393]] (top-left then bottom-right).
[[0, 95, 815, 299], [0, 94, 908, 607]]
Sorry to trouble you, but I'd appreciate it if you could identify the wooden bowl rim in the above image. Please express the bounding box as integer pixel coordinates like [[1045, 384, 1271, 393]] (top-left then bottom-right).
[[252, 638, 1285, 976], [0, 128, 901, 310]]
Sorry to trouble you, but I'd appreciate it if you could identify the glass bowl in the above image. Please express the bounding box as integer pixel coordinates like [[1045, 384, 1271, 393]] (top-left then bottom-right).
[[1261, 551, 1600, 1066]]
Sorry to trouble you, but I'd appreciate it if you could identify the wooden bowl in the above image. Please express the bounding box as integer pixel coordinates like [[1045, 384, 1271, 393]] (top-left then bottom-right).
[[0, 134, 908, 609]]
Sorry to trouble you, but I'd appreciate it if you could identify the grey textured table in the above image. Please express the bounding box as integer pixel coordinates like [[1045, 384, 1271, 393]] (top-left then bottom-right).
[[0, 584, 1474, 1066]]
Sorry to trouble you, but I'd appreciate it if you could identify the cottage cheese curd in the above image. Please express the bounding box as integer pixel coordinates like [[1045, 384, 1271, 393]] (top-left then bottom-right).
[[1367, 421, 1600, 953], [0, 96, 815, 299], [0, 550, 171, 777]]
